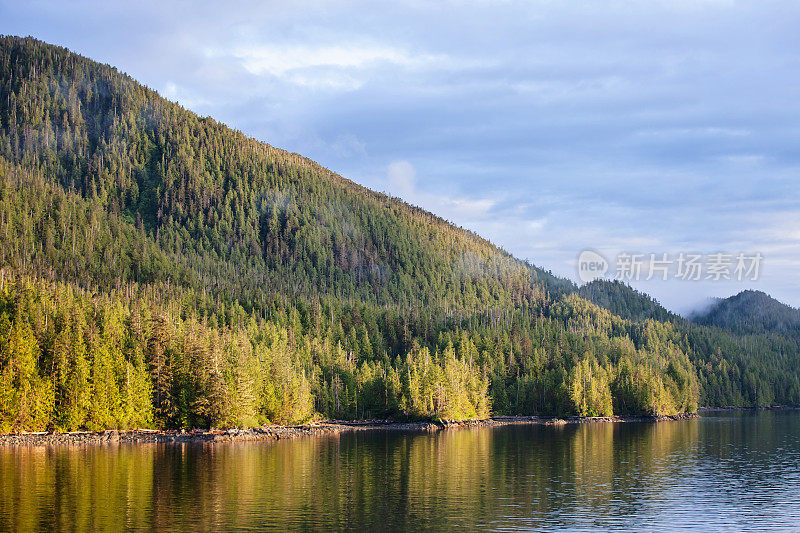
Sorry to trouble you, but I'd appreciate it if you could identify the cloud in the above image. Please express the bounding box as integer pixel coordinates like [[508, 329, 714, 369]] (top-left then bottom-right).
[[386, 160, 417, 199], [203, 42, 446, 90], [229, 44, 417, 76], [329, 134, 367, 158], [382, 160, 499, 227], [161, 81, 210, 109], [443, 197, 496, 217]]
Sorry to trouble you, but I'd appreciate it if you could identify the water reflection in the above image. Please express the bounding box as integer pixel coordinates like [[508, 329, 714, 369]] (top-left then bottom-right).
[[1, 412, 799, 531]]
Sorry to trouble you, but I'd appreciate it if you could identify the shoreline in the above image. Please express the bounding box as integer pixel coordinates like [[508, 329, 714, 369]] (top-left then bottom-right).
[[0, 412, 697, 447], [698, 405, 800, 411]]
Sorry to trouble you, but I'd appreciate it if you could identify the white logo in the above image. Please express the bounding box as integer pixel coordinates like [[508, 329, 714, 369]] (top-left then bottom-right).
[[577, 250, 609, 283]]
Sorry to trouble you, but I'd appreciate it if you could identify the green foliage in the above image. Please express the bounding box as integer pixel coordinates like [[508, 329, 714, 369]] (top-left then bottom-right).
[[569, 356, 613, 417], [579, 280, 675, 323], [0, 36, 796, 431], [692, 290, 800, 340]]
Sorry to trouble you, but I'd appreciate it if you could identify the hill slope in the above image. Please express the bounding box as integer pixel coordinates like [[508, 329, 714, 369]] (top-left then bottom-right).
[[0, 35, 572, 313], [691, 290, 800, 339], [0, 36, 797, 431], [579, 280, 675, 323]]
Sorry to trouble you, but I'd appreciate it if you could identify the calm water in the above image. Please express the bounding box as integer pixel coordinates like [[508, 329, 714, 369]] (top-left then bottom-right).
[[1, 411, 800, 532]]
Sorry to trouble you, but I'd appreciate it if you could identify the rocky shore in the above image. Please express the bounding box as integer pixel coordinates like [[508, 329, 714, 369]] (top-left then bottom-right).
[[698, 405, 800, 411], [0, 412, 699, 447]]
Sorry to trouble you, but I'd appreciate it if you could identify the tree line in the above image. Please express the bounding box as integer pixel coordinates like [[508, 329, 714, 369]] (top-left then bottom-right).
[[0, 36, 797, 431]]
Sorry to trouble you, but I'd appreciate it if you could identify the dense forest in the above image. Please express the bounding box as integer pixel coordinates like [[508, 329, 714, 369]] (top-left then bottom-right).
[[691, 290, 800, 340], [0, 36, 798, 431]]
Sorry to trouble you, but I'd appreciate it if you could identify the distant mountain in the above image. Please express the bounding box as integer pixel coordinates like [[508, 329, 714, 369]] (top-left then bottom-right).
[[579, 280, 675, 323], [691, 290, 800, 339]]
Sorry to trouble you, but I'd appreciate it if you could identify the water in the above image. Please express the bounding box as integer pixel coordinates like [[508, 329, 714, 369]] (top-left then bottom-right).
[[1, 411, 800, 531]]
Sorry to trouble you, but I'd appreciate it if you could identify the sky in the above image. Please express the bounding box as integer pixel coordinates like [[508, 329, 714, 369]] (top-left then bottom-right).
[[3, 0, 800, 314]]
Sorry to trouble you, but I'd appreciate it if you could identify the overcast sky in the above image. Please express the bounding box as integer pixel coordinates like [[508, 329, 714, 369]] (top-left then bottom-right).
[[3, 0, 800, 314]]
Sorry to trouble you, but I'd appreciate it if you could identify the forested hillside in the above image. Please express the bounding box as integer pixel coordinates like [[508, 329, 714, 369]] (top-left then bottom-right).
[[579, 280, 675, 323], [691, 290, 800, 340], [0, 36, 797, 431]]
